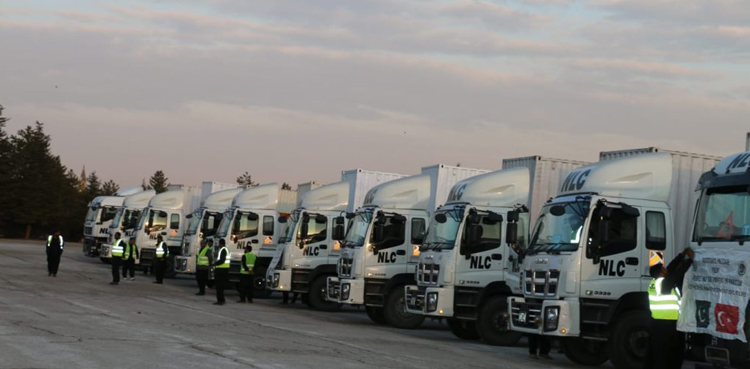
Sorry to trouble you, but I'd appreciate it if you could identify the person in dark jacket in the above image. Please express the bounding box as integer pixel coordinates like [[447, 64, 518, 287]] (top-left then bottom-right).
[[122, 237, 139, 281], [238, 245, 256, 303], [213, 238, 230, 305], [46, 229, 64, 277], [644, 248, 694, 369], [153, 235, 169, 284]]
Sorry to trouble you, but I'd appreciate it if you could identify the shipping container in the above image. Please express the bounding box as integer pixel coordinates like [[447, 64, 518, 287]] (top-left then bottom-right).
[[231, 183, 298, 213], [296, 181, 323, 206], [421, 164, 491, 211], [599, 147, 722, 251], [201, 181, 240, 201], [502, 156, 592, 225], [340, 169, 407, 213]]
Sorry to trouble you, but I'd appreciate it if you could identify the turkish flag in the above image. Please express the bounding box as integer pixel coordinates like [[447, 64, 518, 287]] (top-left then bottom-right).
[[715, 303, 740, 335]]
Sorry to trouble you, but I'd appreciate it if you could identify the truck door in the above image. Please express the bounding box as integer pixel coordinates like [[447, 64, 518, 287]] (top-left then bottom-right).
[[369, 214, 408, 275], [233, 212, 261, 252], [299, 213, 329, 264], [580, 203, 642, 298], [641, 209, 669, 291], [455, 210, 505, 287]]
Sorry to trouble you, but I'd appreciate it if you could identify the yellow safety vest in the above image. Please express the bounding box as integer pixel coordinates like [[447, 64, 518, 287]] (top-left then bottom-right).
[[155, 242, 167, 258], [112, 239, 124, 257], [648, 277, 681, 320], [240, 252, 256, 275], [197, 247, 211, 266], [215, 247, 230, 269], [123, 242, 137, 261], [47, 235, 64, 249]]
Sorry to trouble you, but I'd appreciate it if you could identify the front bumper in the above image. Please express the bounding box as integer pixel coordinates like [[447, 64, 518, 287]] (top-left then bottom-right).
[[326, 277, 364, 304], [404, 285, 454, 317], [269, 269, 292, 292], [508, 296, 579, 337], [99, 243, 112, 259], [83, 238, 100, 257], [174, 256, 193, 274]]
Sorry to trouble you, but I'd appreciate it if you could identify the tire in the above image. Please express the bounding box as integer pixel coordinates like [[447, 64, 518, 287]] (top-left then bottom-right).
[[366, 306, 387, 324], [383, 287, 425, 329], [608, 310, 651, 369], [449, 318, 481, 340], [253, 267, 272, 298], [308, 276, 342, 312], [164, 256, 176, 278], [476, 296, 523, 346], [562, 337, 609, 366]]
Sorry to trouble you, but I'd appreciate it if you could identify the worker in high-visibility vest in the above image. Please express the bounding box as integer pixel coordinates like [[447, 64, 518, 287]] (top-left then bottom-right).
[[195, 239, 213, 295], [110, 232, 125, 285], [46, 229, 64, 277], [122, 237, 139, 281], [644, 248, 693, 369], [153, 235, 169, 284], [238, 245, 256, 303], [213, 238, 230, 305]]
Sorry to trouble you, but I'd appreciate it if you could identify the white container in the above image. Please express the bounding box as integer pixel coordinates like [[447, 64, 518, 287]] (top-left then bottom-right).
[[421, 164, 491, 211], [340, 169, 407, 213]]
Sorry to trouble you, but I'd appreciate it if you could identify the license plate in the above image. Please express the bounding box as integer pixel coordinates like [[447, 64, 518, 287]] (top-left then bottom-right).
[[409, 297, 416, 306], [519, 312, 527, 323]]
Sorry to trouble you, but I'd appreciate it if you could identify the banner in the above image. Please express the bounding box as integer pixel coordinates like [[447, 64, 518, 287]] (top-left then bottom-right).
[[678, 248, 750, 342]]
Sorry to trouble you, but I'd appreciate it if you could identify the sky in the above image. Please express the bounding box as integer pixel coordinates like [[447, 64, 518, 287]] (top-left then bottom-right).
[[1, 0, 749, 189]]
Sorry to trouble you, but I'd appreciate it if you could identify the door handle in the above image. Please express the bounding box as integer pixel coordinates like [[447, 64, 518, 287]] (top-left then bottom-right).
[[318, 245, 328, 250], [625, 257, 638, 265], [396, 250, 406, 256], [491, 253, 502, 261]]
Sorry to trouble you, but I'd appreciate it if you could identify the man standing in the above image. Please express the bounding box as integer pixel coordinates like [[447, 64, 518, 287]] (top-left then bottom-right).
[[46, 229, 64, 277], [122, 237, 139, 281], [153, 235, 169, 284], [110, 232, 125, 285], [644, 248, 693, 369], [213, 238, 230, 305], [238, 245, 256, 303], [195, 239, 212, 295]]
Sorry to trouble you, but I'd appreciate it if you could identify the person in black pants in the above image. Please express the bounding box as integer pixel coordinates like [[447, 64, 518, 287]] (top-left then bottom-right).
[[46, 229, 64, 277], [237, 245, 256, 303], [110, 232, 125, 285], [213, 239, 230, 305], [153, 235, 169, 284], [195, 239, 213, 295], [122, 237, 139, 281], [282, 291, 299, 304], [529, 335, 552, 360]]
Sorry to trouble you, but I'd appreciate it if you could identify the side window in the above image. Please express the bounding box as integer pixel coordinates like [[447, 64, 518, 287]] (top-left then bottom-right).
[[588, 206, 638, 257], [101, 207, 118, 223], [298, 215, 328, 244], [263, 216, 274, 236], [411, 218, 426, 244], [646, 211, 666, 250], [461, 214, 503, 254], [372, 216, 406, 250], [234, 213, 259, 239], [170, 214, 180, 229]]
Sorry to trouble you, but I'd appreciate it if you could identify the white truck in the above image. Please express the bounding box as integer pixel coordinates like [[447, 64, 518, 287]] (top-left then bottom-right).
[[679, 147, 750, 368], [327, 164, 489, 328], [106, 189, 156, 245], [405, 156, 588, 344], [267, 169, 405, 311], [507, 149, 719, 369], [82, 186, 144, 259], [174, 187, 243, 276], [212, 183, 298, 295]]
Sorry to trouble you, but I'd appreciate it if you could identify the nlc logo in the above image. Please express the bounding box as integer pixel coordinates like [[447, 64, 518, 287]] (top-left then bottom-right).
[[561, 169, 591, 193], [448, 183, 468, 202]]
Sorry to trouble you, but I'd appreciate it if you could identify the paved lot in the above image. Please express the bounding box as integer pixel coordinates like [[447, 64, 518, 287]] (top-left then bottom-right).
[[0, 239, 607, 369]]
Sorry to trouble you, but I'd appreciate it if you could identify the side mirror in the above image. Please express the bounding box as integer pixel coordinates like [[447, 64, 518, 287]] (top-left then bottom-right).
[[487, 211, 503, 223], [468, 213, 481, 225], [372, 218, 385, 246], [300, 222, 309, 240], [186, 214, 193, 219], [159, 211, 168, 217], [506, 222, 518, 245], [434, 213, 447, 223], [345, 212, 356, 220], [392, 214, 407, 224], [506, 210, 519, 223], [247, 212, 259, 221], [462, 224, 481, 258], [315, 214, 327, 224], [550, 205, 566, 216], [332, 224, 345, 241], [278, 216, 287, 223], [588, 219, 611, 264]]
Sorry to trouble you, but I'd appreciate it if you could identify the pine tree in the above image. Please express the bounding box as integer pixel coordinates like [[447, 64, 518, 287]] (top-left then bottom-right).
[[236, 171, 258, 187], [0, 106, 11, 232], [102, 180, 120, 195], [149, 170, 169, 193], [281, 182, 292, 190], [86, 172, 103, 200], [141, 178, 152, 190]]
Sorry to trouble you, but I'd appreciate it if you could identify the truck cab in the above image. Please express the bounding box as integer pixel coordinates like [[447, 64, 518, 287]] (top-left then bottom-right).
[[83, 195, 124, 258], [508, 151, 718, 369], [106, 190, 156, 245]]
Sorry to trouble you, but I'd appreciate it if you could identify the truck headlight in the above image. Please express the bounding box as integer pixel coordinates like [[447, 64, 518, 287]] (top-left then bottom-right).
[[426, 292, 438, 312], [273, 273, 280, 287], [341, 283, 351, 300], [544, 307, 560, 332]]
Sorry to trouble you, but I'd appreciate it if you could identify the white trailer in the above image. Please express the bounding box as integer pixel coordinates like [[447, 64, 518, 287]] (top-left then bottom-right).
[[174, 188, 243, 276], [327, 164, 489, 327], [212, 183, 298, 294], [405, 156, 588, 344], [267, 169, 406, 311], [508, 149, 719, 369], [82, 186, 143, 259]]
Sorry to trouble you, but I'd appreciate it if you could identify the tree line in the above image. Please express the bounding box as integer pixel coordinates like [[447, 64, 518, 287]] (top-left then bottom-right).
[[0, 106, 289, 241]]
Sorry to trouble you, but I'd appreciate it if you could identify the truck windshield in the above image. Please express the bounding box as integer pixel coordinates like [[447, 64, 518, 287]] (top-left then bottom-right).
[[100, 206, 118, 223], [528, 200, 590, 254], [216, 209, 235, 237], [342, 209, 374, 247], [279, 210, 301, 244], [185, 210, 205, 235], [110, 208, 125, 230], [422, 207, 465, 250], [694, 186, 750, 243], [85, 207, 99, 222], [136, 210, 149, 232]]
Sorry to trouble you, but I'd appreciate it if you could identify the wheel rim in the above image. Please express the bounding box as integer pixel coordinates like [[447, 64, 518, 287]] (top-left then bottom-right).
[[491, 310, 511, 334], [394, 296, 414, 320], [626, 328, 649, 359]]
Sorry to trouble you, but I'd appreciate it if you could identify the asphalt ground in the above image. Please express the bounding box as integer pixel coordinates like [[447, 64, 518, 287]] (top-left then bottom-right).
[[0, 239, 616, 369]]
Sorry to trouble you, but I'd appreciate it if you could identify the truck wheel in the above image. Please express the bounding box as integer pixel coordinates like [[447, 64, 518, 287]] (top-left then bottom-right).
[[308, 276, 342, 312], [449, 318, 480, 340], [100, 257, 111, 264], [384, 287, 425, 329], [165, 256, 177, 278], [562, 337, 609, 366], [476, 296, 522, 346], [366, 306, 387, 324], [608, 310, 651, 369], [253, 267, 272, 298]]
